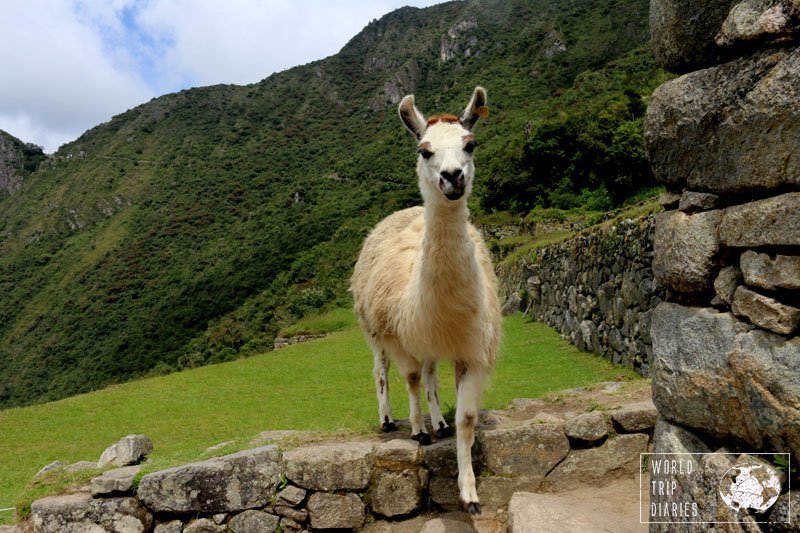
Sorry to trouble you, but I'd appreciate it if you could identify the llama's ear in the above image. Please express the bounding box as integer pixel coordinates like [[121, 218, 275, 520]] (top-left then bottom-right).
[[460, 86, 488, 131], [399, 95, 426, 139]]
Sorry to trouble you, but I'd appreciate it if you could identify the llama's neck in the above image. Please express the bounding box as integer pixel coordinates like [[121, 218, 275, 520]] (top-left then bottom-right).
[[414, 199, 481, 305]]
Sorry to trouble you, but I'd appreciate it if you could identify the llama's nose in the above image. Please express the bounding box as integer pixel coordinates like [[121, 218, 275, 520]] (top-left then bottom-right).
[[439, 169, 465, 200]]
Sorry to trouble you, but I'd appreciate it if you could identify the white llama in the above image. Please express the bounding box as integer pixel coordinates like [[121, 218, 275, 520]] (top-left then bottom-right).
[[350, 86, 501, 514]]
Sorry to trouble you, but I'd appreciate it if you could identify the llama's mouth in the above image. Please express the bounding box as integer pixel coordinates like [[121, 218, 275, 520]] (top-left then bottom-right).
[[439, 177, 464, 200]]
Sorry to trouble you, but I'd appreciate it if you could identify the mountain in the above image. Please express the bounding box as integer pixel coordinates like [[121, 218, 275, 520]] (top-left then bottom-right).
[[0, 0, 658, 408], [0, 130, 44, 196]]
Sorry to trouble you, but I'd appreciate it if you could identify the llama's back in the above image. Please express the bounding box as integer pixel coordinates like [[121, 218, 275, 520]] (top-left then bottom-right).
[[350, 206, 425, 339]]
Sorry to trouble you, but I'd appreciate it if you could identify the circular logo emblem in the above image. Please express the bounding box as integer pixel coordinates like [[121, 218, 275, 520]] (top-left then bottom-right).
[[719, 463, 782, 513]]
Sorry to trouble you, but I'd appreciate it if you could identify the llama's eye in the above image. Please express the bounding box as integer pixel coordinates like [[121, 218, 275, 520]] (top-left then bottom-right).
[[418, 148, 434, 160], [464, 141, 477, 154]]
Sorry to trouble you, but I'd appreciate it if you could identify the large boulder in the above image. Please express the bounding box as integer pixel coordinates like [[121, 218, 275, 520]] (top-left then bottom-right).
[[307, 492, 365, 530], [283, 441, 373, 491], [719, 193, 800, 247], [645, 48, 800, 193], [30, 492, 152, 533], [732, 285, 800, 335], [716, 0, 800, 47], [369, 468, 422, 517], [740, 250, 800, 290], [651, 303, 800, 456], [137, 445, 282, 513], [649, 0, 737, 72]]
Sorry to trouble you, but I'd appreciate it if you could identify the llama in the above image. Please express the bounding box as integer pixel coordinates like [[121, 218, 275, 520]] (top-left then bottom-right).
[[350, 86, 501, 514]]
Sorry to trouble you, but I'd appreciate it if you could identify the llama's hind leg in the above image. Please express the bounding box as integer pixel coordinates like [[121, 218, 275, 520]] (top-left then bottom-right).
[[422, 358, 453, 439], [455, 362, 486, 514], [393, 348, 431, 445], [371, 341, 396, 432]]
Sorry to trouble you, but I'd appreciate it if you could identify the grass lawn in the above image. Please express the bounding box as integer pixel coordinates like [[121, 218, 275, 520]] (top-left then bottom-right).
[[0, 314, 639, 523]]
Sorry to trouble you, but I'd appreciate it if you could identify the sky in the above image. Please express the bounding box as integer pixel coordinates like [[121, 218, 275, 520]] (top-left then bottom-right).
[[0, 0, 445, 153]]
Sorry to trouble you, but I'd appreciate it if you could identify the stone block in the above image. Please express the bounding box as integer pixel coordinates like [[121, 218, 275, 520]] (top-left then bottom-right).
[[90, 465, 141, 497], [137, 445, 281, 513], [283, 441, 373, 491], [229, 510, 280, 533], [307, 492, 365, 529], [610, 400, 658, 432], [713, 265, 742, 307], [720, 193, 800, 247], [184, 518, 226, 533], [732, 285, 800, 335], [478, 421, 569, 477], [30, 493, 152, 533], [652, 303, 800, 456], [679, 191, 720, 213], [653, 210, 721, 293], [716, 0, 800, 47], [740, 250, 800, 290], [154, 521, 183, 533], [423, 439, 481, 478], [374, 438, 423, 471], [563, 411, 607, 443], [275, 485, 306, 507], [645, 49, 800, 193], [545, 433, 648, 492], [369, 468, 421, 517]]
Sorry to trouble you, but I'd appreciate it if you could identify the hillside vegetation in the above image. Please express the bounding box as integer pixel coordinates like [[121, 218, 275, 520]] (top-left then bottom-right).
[[0, 0, 662, 408]]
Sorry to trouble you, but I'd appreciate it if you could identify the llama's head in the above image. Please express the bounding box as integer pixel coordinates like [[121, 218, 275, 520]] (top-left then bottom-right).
[[398, 86, 487, 204]]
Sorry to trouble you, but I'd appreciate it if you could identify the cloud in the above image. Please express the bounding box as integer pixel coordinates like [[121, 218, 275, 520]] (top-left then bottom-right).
[[0, 0, 443, 153]]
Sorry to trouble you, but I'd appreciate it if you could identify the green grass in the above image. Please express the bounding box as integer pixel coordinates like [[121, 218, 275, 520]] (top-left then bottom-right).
[[0, 314, 639, 524], [277, 307, 358, 337]]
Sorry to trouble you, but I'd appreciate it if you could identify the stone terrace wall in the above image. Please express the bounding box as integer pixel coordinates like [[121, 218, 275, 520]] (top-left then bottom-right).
[[496, 213, 665, 377], [645, 0, 800, 529]]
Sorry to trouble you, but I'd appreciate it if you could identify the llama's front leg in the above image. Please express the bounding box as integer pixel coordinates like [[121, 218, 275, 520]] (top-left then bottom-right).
[[455, 362, 485, 514], [422, 358, 453, 439], [371, 344, 396, 432]]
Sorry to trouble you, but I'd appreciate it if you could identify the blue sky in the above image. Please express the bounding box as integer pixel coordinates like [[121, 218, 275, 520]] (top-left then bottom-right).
[[0, 0, 444, 153]]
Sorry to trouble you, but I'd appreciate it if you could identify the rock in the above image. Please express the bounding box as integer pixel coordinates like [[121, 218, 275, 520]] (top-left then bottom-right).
[[30, 492, 152, 533], [276, 485, 306, 507], [34, 461, 65, 479], [229, 510, 280, 533], [767, 490, 800, 530], [211, 514, 226, 525], [183, 518, 225, 533], [98, 435, 153, 468], [428, 477, 461, 510], [610, 400, 658, 432], [374, 439, 423, 471], [306, 492, 365, 530], [679, 191, 720, 212], [137, 445, 281, 513], [502, 293, 522, 315], [545, 433, 649, 491], [204, 441, 235, 454], [283, 441, 373, 491], [154, 521, 183, 533], [732, 285, 800, 335], [279, 516, 302, 531], [563, 411, 607, 443], [90, 465, 141, 496], [716, 0, 798, 46], [658, 191, 681, 208], [720, 193, 800, 247], [65, 461, 98, 473], [479, 421, 569, 477], [273, 504, 307, 523], [423, 439, 481, 478], [419, 518, 475, 533], [653, 210, 721, 293], [740, 250, 800, 290], [649, 0, 735, 71], [477, 476, 542, 508], [651, 303, 800, 456], [645, 49, 800, 193], [713, 265, 742, 307], [369, 468, 421, 517]]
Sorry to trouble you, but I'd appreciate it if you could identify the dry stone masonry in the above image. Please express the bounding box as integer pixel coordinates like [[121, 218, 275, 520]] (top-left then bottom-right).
[[23, 385, 657, 532], [645, 0, 800, 529]]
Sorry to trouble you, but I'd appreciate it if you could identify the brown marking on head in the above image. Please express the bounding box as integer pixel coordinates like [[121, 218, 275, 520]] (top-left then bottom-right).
[[426, 114, 461, 127]]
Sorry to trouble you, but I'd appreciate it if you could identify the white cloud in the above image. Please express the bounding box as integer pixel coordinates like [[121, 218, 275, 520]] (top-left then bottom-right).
[[0, 0, 444, 153]]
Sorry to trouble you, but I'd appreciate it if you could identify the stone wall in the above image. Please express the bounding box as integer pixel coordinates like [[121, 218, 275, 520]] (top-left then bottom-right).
[[644, 0, 800, 529], [21, 390, 657, 532], [495, 213, 665, 376]]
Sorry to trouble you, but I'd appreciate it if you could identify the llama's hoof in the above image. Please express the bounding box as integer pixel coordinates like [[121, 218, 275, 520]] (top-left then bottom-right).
[[461, 500, 482, 515], [435, 423, 454, 439], [381, 421, 398, 433], [411, 432, 432, 445]]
